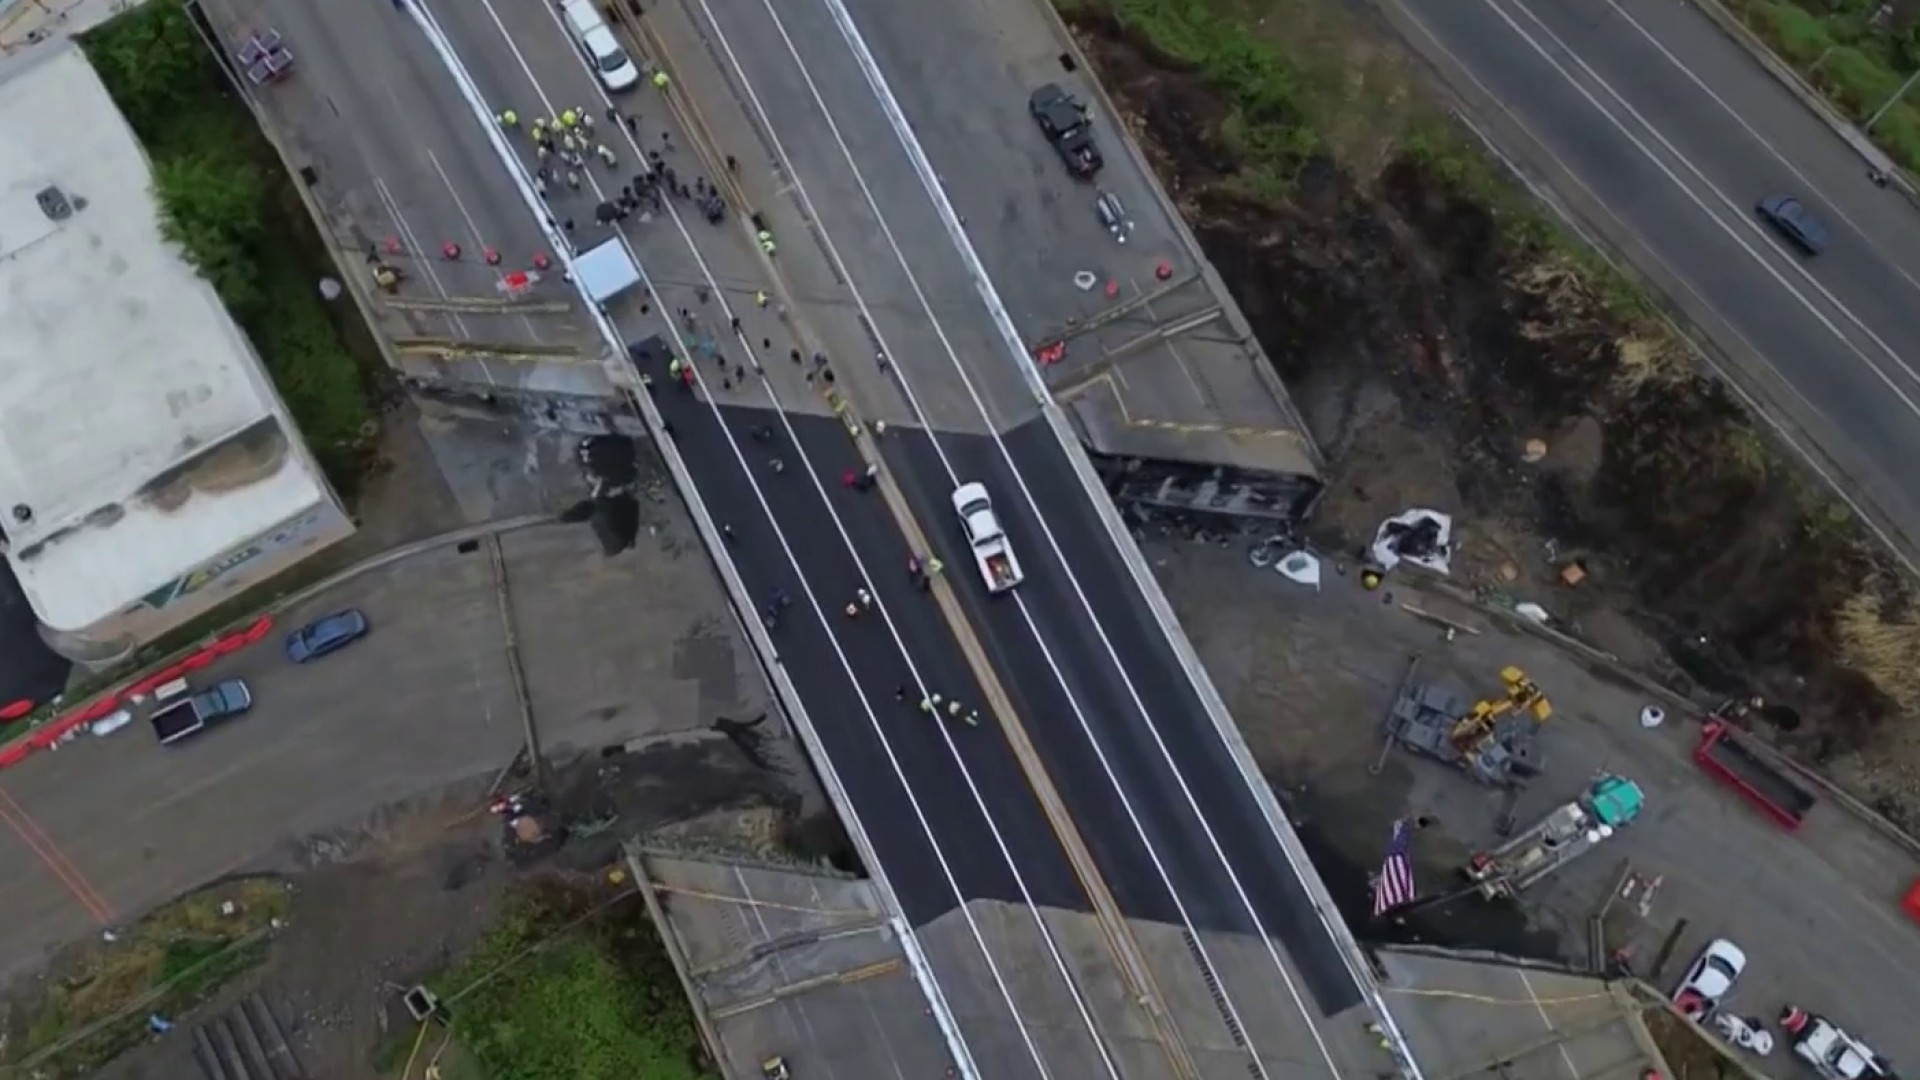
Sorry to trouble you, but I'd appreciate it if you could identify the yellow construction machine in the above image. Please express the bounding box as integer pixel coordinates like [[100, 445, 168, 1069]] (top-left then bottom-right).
[[1448, 666, 1552, 755]]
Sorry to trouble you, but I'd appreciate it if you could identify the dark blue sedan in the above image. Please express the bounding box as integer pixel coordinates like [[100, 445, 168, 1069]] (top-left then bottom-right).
[[1755, 194, 1830, 255], [284, 609, 370, 663]]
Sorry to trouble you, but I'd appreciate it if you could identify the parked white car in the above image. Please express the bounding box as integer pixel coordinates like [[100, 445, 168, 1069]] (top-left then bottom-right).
[[1672, 938, 1746, 1020]]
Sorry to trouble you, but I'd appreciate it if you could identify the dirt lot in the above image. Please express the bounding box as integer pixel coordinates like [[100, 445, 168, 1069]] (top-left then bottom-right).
[[45, 738, 831, 1080], [1064, 1, 1920, 816]]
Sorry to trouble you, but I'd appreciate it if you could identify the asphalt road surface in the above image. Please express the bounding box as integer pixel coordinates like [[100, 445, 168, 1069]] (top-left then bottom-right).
[[326, 0, 1388, 1069], [881, 420, 1357, 984], [1389, 0, 1920, 567], [652, 400, 1085, 925], [680, 0, 1365, 1017], [205, 0, 595, 378]]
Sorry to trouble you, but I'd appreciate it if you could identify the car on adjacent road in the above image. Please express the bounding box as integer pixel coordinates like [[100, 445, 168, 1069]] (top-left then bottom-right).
[[285, 609, 370, 664], [1672, 937, 1746, 1020], [1756, 194, 1830, 255]]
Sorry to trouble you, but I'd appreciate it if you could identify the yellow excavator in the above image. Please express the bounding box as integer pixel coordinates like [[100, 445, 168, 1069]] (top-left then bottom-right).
[[1449, 666, 1552, 754]]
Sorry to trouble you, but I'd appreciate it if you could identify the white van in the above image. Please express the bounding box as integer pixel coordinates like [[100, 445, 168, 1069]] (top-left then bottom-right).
[[560, 0, 640, 93]]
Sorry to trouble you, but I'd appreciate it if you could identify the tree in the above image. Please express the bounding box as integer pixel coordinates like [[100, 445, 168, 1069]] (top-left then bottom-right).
[[151, 147, 266, 313], [82, 4, 220, 141]]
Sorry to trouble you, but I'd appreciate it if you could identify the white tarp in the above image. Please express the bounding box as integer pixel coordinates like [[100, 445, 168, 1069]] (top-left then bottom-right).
[[1275, 550, 1322, 589], [574, 237, 640, 305], [1371, 508, 1453, 575]]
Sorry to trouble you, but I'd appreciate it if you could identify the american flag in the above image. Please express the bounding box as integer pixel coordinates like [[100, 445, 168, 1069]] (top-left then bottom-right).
[[1371, 819, 1418, 917]]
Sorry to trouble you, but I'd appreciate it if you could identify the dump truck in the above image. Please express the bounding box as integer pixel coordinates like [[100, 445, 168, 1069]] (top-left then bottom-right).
[[1464, 774, 1644, 899], [952, 482, 1023, 593], [1694, 717, 1816, 830], [149, 679, 254, 746]]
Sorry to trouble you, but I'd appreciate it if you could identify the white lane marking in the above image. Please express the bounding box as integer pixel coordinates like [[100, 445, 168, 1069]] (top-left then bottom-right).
[[375, 175, 499, 385], [799, 0, 1410, 1069], [733, 867, 839, 1078], [398, 1, 1002, 1073], [387, 12, 983, 1074], [373, 177, 467, 336], [460, 1, 1107, 1074], [716, 0, 1333, 1072], [424, 148, 541, 343], [1394, 3, 1920, 578], [692, 0, 1272, 1071], [1591, 0, 1920, 297], [1515, 970, 1581, 1080], [1473, 0, 1920, 410]]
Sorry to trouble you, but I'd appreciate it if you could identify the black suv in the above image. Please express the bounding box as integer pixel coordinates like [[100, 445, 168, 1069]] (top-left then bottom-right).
[[1029, 83, 1103, 179]]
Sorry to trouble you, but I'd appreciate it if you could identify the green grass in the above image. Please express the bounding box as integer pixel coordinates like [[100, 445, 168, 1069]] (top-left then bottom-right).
[[80, 3, 382, 491], [427, 885, 709, 1080], [1073, 0, 1664, 324], [4, 880, 288, 1078], [1099, 0, 1319, 197], [1726, 0, 1920, 175]]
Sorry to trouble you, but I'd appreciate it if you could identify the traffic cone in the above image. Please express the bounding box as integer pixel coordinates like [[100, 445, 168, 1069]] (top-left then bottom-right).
[[483, 247, 501, 266], [441, 241, 461, 261]]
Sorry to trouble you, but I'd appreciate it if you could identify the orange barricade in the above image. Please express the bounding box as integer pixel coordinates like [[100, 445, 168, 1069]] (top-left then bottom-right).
[[0, 614, 276, 772]]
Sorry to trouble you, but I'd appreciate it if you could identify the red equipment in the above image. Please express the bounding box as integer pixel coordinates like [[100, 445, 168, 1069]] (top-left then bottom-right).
[[1693, 718, 1816, 831]]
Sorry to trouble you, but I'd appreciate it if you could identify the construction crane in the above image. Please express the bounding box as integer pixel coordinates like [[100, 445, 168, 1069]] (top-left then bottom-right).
[[1449, 666, 1551, 755], [1379, 658, 1553, 788]]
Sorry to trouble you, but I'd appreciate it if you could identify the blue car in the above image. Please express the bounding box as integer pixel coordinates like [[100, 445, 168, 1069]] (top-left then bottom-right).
[[1755, 194, 1830, 255], [284, 609, 369, 663]]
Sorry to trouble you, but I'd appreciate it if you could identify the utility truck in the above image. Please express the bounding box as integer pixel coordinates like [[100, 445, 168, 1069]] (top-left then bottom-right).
[[952, 482, 1023, 594], [1463, 773, 1643, 898]]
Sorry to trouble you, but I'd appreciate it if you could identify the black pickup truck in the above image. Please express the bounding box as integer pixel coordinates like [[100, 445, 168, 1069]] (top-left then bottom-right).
[[1029, 83, 1103, 179], [150, 679, 254, 746]]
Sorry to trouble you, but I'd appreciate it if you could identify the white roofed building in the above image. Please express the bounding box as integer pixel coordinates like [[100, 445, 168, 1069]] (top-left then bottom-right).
[[0, 42, 353, 667]]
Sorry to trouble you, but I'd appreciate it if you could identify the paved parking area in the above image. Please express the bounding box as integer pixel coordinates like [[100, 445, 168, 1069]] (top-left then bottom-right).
[[1151, 535, 1920, 1069], [0, 516, 775, 980]]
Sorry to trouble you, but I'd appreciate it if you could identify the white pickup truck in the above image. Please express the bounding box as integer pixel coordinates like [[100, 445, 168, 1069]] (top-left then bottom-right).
[[952, 482, 1023, 593]]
